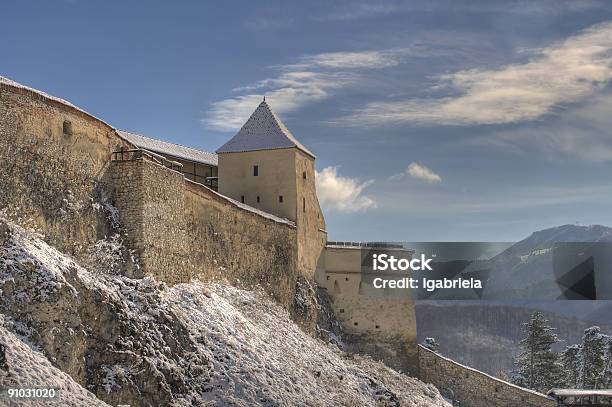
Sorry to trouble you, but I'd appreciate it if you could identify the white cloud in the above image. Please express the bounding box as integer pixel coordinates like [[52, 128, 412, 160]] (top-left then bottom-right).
[[289, 49, 405, 70], [203, 49, 409, 132], [341, 22, 612, 126], [391, 162, 442, 183], [315, 166, 376, 212]]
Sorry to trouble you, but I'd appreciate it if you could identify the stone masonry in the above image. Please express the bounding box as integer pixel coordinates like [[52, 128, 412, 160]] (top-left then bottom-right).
[[419, 345, 556, 407]]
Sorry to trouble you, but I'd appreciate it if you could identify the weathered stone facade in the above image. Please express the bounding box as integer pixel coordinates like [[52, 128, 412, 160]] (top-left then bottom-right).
[[317, 245, 419, 375], [183, 179, 297, 306], [111, 158, 191, 284], [419, 345, 556, 407], [0, 82, 130, 259], [0, 80, 303, 305]]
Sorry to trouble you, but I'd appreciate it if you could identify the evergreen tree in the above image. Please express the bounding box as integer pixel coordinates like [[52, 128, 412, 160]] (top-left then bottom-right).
[[560, 345, 581, 388], [422, 337, 440, 353], [579, 326, 609, 389], [511, 311, 562, 393]]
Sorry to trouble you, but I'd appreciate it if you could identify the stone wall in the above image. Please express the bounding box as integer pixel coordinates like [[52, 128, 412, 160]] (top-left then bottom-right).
[[184, 180, 298, 306], [111, 158, 190, 284], [317, 246, 418, 375], [0, 81, 300, 302], [0, 81, 130, 259], [418, 345, 555, 407]]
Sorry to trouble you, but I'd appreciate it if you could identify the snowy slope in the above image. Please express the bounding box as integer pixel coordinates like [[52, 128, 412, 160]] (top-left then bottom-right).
[[0, 320, 111, 407], [0, 218, 449, 407]]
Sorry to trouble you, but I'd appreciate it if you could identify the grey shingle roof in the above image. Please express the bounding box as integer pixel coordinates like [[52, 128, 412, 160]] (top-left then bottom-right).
[[216, 101, 315, 158], [119, 131, 218, 167]]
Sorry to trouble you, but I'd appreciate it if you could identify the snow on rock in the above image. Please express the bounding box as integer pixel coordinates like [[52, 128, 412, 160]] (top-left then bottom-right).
[[0, 318, 111, 407], [166, 283, 448, 406], [0, 218, 449, 406]]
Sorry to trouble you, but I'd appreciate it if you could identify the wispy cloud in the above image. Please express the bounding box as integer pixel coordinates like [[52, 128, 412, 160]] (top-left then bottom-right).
[[316, 166, 376, 212], [390, 162, 442, 183], [203, 49, 409, 132], [205, 71, 355, 131], [315, 0, 608, 22], [340, 22, 612, 127], [470, 91, 612, 162], [287, 49, 406, 70]]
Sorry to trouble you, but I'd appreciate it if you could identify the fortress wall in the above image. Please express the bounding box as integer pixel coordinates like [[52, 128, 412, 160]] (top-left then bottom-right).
[[418, 345, 555, 407], [183, 180, 298, 306], [111, 158, 190, 284], [0, 83, 130, 257], [319, 247, 419, 375]]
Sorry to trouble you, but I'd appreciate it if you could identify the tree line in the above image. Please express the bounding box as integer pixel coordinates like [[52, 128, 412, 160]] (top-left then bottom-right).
[[510, 311, 612, 393]]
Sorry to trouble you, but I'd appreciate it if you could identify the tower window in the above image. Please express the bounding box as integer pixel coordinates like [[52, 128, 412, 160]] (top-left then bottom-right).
[[63, 120, 72, 135], [303, 171, 306, 180], [303, 197, 306, 212], [253, 165, 259, 176], [256, 196, 260, 203], [241, 196, 245, 203], [279, 195, 283, 203]]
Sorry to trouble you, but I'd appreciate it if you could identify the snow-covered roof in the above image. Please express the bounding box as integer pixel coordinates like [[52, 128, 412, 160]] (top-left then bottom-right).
[[119, 130, 218, 167], [216, 101, 315, 158]]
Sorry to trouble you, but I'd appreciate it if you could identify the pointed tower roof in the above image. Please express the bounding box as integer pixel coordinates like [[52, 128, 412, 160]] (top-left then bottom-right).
[[216, 101, 315, 158]]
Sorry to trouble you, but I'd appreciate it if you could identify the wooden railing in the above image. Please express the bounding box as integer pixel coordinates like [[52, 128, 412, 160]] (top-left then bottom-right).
[[111, 148, 183, 172]]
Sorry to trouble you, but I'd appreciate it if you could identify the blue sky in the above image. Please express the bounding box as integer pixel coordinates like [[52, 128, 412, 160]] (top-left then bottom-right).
[[4, 0, 612, 241]]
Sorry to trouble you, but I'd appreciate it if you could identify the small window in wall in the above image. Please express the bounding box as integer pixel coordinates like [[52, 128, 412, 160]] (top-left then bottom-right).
[[375, 325, 380, 329], [279, 195, 283, 203], [241, 196, 245, 203], [345, 277, 349, 281], [63, 120, 72, 135], [353, 322, 358, 326], [302, 171, 306, 180], [253, 165, 259, 176], [339, 309, 345, 313], [303, 197, 306, 212], [256, 196, 260, 203]]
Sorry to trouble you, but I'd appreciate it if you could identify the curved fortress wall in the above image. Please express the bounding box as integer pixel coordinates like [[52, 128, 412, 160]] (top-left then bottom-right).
[[0, 81, 300, 306], [0, 80, 131, 256], [419, 346, 555, 407]]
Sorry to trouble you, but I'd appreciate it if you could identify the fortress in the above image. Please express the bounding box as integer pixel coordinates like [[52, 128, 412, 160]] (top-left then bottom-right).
[[0, 75, 554, 407]]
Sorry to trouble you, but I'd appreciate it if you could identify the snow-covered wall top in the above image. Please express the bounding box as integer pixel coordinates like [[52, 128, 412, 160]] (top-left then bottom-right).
[[418, 345, 555, 407]]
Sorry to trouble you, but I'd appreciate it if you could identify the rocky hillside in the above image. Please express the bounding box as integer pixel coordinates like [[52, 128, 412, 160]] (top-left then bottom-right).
[[0, 218, 449, 407]]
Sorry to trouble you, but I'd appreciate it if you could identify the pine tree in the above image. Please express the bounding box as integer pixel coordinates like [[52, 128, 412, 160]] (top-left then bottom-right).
[[422, 337, 440, 353], [511, 311, 562, 393], [560, 345, 581, 388], [579, 326, 609, 389]]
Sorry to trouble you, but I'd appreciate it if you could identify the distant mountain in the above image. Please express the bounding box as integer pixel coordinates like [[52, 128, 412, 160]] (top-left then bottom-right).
[[480, 224, 612, 300]]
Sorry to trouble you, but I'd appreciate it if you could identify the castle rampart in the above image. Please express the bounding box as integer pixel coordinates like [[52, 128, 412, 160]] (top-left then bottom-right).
[[0, 80, 130, 258], [183, 178, 298, 306], [0, 79, 301, 305], [419, 345, 555, 407], [317, 244, 419, 375]]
